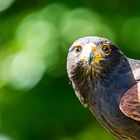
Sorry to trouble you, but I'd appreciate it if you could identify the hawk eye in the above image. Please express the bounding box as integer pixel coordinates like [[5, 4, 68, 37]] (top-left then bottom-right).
[[74, 45, 82, 54], [102, 45, 111, 54]]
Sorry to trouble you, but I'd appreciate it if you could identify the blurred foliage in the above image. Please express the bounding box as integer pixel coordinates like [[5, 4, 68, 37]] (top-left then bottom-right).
[[0, 0, 139, 140]]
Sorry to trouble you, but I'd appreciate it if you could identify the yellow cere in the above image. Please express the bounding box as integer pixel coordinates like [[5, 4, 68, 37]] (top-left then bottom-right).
[[93, 54, 104, 63]]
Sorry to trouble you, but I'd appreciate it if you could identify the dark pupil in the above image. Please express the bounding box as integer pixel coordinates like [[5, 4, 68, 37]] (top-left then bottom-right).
[[75, 47, 81, 52], [103, 47, 109, 52]]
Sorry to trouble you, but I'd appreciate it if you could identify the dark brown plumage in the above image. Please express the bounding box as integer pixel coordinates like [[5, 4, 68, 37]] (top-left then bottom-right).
[[67, 36, 140, 140]]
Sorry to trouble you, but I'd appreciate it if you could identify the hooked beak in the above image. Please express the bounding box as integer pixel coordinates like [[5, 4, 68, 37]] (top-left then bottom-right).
[[79, 46, 104, 64], [79, 46, 95, 65]]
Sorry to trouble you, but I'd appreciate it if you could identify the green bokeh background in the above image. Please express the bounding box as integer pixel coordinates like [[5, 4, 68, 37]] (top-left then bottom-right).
[[0, 0, 140, 140]]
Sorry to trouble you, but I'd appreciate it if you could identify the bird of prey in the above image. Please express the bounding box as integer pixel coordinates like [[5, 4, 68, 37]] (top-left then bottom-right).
[[67, 36, 140, 140]]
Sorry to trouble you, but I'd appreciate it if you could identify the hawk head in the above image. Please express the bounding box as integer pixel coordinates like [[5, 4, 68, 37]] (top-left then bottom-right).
[[67, 36, 123, 79], [67, 36, 125, 105]]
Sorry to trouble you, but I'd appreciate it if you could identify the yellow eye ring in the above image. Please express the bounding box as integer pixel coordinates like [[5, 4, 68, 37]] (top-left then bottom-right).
[[102, 45, 111, 55], [74, 45, 82, 54]]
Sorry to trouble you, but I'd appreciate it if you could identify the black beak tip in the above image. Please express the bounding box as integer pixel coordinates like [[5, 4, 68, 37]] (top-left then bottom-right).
[[88, 55, 93, 64]]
